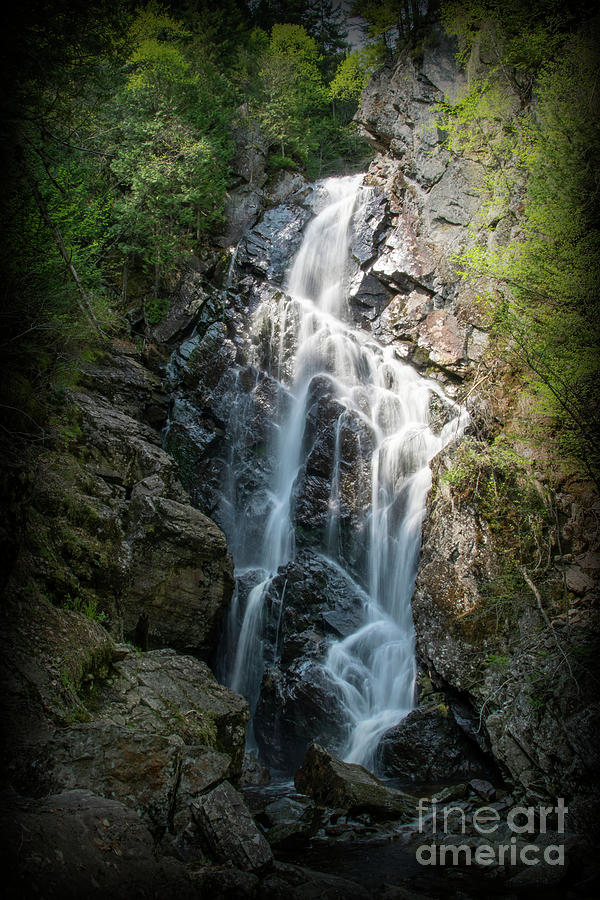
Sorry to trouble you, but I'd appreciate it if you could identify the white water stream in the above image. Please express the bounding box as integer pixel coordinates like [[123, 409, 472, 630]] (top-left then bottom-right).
[[224, 175, 466, 768]]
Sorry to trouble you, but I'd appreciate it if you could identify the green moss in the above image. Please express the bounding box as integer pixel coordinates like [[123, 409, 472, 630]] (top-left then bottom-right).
[[162, 699, 218, 747], [443, 437, 549, 554]]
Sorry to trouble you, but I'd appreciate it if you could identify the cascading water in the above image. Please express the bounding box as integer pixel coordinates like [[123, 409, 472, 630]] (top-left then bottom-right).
[[220, 174, 466, 768]]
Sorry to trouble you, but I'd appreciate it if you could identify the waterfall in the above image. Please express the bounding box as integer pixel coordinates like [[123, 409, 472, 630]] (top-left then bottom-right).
[[221, 175, 466, 769]]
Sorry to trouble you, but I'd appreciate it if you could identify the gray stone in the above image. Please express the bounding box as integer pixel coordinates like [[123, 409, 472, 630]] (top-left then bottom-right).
[[294, 744, 416, 819], [122, 492, 234, 655], [469, 778, 496, 801], [379, 707, 494, 782], [253, 552, 368, 771], [259, 796, 318, 847], [223, 185, 266, 246], [237, 205, 310, 284], [350, 186, 389, 266], [372, 215, 436, 291], [417, 308, 467, 368], [0, 789, 195, 900], [192, 781, 273, 872], [97, 649, 248, 778]]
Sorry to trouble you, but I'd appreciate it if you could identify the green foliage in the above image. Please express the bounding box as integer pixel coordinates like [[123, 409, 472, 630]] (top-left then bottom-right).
[[352, 0, 425, 56], [107, 5, 234, 294], [438, 1, 600, 485], [63, 594, 108, 623], [257, 23, 327, 160], [485, 652, 510, 668], [0, 0, 373, 448], [253, 22, 370, 174], [329, 47, 380, 103], [443, 437, 549, 558], [145, 296, 170, 326]]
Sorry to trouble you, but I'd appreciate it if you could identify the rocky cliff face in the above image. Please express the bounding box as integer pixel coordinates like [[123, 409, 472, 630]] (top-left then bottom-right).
[[354, 30, 600, 832], [0, 335, 257, 893], [158, 30, 598, 825]]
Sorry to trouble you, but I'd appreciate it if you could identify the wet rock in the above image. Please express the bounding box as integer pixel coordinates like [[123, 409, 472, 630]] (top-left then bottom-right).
[[163, 396, 223, 508], [378, 707, 494, 782], [253, 552, 368, 770], [294, 744, 416, 818], [254, 662, 347, 773], [348, 271, 392, 325], [265, 551, 367, 660], [237, 205, 310, 285], [174, 321, 238, 413], [242, 751, 271, 787], [192, 780, 273, 873], [469, 778, 496, 801], [350, 186, 389, 266], [258, 796, 318, 848], [294, 390, 374, 566]]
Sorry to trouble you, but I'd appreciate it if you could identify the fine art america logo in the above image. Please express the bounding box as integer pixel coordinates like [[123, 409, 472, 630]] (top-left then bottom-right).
[[415, 797, 567, 867]]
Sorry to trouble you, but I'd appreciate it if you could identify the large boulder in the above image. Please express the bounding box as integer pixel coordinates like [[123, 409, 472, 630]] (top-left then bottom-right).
[[0, 789, 195, 900], [378, 706, 494, 782], [253, 552, 368, 771], [79, 339, 168, 430], [19, 649, 248, 835], [192, 780, 273, 873], [97, 649, 249, 777], [0, 592, 116, 780], [121, 486, 234, 656], [254, 662, 348, 773], [257, 795, 319, 848], [294, 744, 416, 819]]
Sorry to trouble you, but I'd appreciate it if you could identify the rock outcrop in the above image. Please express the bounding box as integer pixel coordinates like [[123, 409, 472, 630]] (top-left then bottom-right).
[[4, 340, 234, 658], [0, 339, 255, 891], [412, 447, 600, 830], [294, 744, 416, 819], [192, 780, 273, 872], [351, 24, 600, 835], [0, 789, 197, 900], [21, 648, 249, 834], [253, 552, 368, 771], [378, 706, 494, 782]]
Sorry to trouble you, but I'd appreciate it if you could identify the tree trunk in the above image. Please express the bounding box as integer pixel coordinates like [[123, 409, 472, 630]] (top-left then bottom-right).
[[25, 166, 103, 336], [122, 257, 128, 307]]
